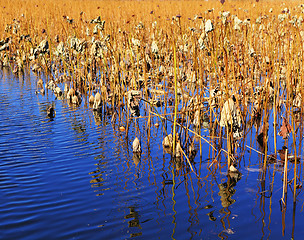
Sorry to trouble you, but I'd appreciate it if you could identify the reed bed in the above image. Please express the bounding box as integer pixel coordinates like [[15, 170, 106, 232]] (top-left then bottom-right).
[[1, 0, 304, 230]]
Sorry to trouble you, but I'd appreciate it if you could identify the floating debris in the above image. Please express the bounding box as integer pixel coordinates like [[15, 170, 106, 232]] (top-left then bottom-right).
[[222, 228, 235, 235]]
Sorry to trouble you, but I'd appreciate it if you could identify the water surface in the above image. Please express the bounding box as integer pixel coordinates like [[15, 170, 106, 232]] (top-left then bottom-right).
[[0, 69, 303, 239]]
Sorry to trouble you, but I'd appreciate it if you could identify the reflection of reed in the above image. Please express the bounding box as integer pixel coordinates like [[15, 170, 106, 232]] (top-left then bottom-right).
[[89, 158, 107, 196], [218, 174, 240, 238], [124, 207, 142, 238], [93, 110, 102, 126], [292, 202, 296, 239], [125, 207, 141, 228], [267, 164, 276, 239], [154, 153, 168, 218], [171, 167, 177, 240], [281, 205, 286, 237], [218, 181, 236, 208], [185, 169, 200, 231], [218, 207, 233, 239], [259, 180, 266, 239], [133, 152, 141, 167]]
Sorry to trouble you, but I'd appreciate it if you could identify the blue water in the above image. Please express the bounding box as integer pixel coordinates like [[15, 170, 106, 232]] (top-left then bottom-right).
[[0, 68, 303, 239]]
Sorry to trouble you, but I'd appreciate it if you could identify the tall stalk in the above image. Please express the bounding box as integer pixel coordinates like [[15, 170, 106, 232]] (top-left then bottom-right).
[[172, 43, 178, 155]]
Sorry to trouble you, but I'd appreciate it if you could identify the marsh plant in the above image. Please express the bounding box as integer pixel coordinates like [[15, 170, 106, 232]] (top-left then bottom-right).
[[1, 0, 304, 234]]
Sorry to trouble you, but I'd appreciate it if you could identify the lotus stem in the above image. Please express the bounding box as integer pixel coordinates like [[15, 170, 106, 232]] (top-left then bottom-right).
[[172, 43, 178, 155]]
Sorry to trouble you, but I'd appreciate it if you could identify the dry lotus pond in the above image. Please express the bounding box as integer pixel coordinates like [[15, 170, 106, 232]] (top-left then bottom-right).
[[1, 0, 304, 239]]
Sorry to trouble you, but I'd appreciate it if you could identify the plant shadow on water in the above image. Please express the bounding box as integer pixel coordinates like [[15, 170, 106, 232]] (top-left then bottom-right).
[[1, 1, 304, 239]]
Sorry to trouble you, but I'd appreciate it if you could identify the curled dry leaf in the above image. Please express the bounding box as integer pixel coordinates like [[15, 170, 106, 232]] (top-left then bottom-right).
[[229, 165, 238, 173], [93, 92, 101, 110], [219, 97, 241, 129], [89, 95, 95, 104], [151, 40, 159, 54], [209, 86, 220, 108], [192, 109, 200, 127], [132, 137, 141, 153], [205, 19, 214, 33], [162, 134, 173, 148], [54, 86, 62, 96], [127, 90, 142, 117], [67, 88, 75, 101], [37, 79, 43, 88], [293, 93, 302, 108], [278, 117, 292, 139], [162, 134, 182, 156], [72, 95, 81, 105], [234, 16, 242, 30]]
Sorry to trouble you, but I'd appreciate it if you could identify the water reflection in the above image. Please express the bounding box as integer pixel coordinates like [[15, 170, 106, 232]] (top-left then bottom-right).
[[207, 210, 216, 221], [124, 207, 142, 238], [132, 152, 141, 167], [93, 110, 102, 126], [217, 174, 241, 239], [89, 158, 107, 196], [218, 175, 239, 208]]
